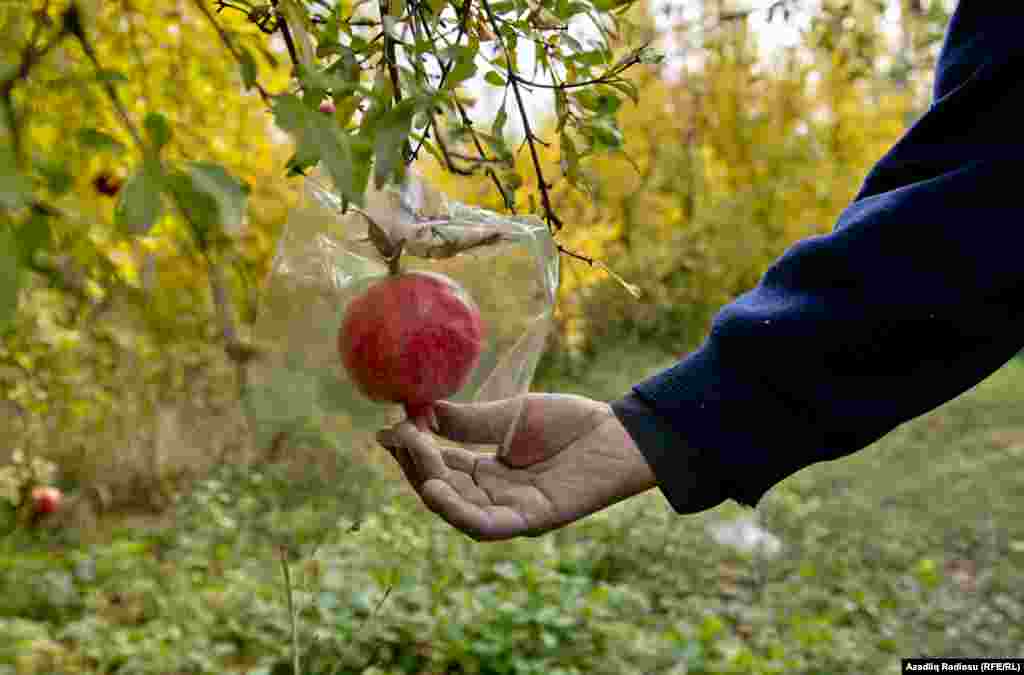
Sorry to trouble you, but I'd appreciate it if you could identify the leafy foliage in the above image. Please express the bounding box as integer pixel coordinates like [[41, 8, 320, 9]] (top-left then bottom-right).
[[0, 2, 983, 672], [2, 355, 1023, 673], [428, 0, 952, 354]]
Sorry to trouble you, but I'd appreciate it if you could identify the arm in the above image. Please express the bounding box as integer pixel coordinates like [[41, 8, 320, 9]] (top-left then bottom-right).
[[617, 2, 1024, 513], [378, 3, 1024, 538]]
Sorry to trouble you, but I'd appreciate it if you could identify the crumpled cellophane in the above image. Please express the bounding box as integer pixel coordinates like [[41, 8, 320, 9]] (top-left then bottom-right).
[[243, 171, 559, 453]]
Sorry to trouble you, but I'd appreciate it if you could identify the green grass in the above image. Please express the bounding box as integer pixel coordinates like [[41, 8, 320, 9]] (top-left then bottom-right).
[[2, 346, 1023, 674]]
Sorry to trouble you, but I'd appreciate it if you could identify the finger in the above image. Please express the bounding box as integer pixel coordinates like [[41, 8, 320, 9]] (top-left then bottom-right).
[[384, 443, 424, 490], [433, 398, 528, 445], [429, 445, 491, 505], [420, 479, 530, 541], [445, 471, 491, 507], [378, 428, 426, 490], [438, 444, 484, 474], [393, 421, 449, 482]]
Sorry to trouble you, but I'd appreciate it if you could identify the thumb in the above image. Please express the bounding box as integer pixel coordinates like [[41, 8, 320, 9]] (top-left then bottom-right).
[[436, 394, 609, 468], [433, 398, 527, 446]]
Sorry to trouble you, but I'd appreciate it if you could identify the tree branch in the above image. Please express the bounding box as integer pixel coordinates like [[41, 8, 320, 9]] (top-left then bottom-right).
[[480, 0, 561, 230], [274, 2, 303, 68], [508, 43, 651, 90], [1, 2, 66, 167], [68, 13, 146, 151], [191, 0, 273, 104]]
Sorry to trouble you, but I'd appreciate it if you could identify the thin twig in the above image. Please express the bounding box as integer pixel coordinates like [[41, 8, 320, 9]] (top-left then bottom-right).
[[279, 546, 301, 675], [379, 0, 403, 106], [70, 27, 145, 151], [479, 0, 561, 230], [556, 243, 595, 266], [272, 0, 303, 67], [421, 5, 513, 204], [191, 0, 273, 104], [409, 3, 498, 178], [1, 1, 65, 167], [508, 44, 651, 90]]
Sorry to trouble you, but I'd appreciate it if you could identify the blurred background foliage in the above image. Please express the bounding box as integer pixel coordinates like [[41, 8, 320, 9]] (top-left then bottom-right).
[[0, 0, 954, 512], [428, 0, 950, 360], [14, 1, 1021, 672], [2, 0, 297, 508]]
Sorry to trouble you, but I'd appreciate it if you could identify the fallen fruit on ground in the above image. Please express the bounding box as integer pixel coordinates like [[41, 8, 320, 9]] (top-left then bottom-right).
[[31, 485, 63, 515], [339, 271, 485, 428]]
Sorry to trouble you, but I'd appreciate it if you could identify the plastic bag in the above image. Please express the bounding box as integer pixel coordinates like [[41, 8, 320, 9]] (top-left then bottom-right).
[[243, 171, 559, 452]]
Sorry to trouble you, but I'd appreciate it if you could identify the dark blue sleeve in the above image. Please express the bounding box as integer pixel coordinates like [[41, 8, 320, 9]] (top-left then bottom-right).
[[612, 2, 1024, 514]]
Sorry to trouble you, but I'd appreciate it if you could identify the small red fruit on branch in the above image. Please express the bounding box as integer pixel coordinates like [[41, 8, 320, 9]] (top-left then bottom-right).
[[93, 172, 123, 197], [31, 485, 63, 516], [339, 271, 484, 429], [319, 99, 336, 114]]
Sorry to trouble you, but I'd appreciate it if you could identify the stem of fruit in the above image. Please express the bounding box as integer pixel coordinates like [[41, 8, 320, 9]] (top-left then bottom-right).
[[404, 402, 433, 432], [387, 240, 404, 276]]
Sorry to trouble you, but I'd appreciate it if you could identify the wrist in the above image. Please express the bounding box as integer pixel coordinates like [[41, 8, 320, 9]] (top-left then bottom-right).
[[602, 410, 658, 497], [611, 393, 730, 514]]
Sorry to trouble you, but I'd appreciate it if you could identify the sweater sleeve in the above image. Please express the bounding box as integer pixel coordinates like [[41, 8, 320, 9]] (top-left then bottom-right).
[[612, 3, 1024, 514]]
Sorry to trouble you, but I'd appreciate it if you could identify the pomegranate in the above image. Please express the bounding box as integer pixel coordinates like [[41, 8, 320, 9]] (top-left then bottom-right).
[[31, 485, 62, 516], [339, 271, 484, 427]]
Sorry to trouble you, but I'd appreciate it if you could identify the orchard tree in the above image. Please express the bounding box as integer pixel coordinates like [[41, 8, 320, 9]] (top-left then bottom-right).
[[1, 0, 663, 334], [0, 0, 953, 479], [0, 0, 661, 491]]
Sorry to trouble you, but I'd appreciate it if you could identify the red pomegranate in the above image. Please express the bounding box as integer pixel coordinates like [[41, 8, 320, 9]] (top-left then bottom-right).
[[339, 271, 484, 427], [31, 485, 63, 515]]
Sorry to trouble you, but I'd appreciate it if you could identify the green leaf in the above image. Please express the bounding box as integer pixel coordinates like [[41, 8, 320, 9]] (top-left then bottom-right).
[[575, 49, 608, 66], [186, 162, 250, 232], [0, 228, 22, 332], [492, 103, 508, 140], [559, 131, 580, 183], [585, 117, 623, 149], [637, 47, 665, 65], [417, 138, 443, 164], [373, 99, 418, 189], [561, 34, 583, 53], [500, 169, 524, 190], [446, 53, 478, 87], [607, 79, 639, 104], [95, 69, 128, 84], [34, 158, 72, 196], [574, 88, 621, 116], [382, 14, 401, 39], [273, 94, 364, 205], [484, 71, 507, 87], [15, 208, 51, 265], [238, 46, 259, 90], [0, 145, 32, 209], [165, 169, 220, 249], [115, 161, 165, 234], [144, 112, 172, 152], [76, 128, 126, 154], [554, 90, 569, 131]]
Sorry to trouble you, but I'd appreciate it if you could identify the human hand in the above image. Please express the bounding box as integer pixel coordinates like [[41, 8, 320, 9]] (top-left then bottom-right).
[[376, 394, 657, 541]]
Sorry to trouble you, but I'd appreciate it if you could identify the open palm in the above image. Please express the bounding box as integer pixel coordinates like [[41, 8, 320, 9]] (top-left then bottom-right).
[[377, 394, 657, 541]]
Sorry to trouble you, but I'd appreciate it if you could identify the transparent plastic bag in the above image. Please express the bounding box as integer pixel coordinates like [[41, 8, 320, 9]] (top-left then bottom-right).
[[243, 171, 559, 452]]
